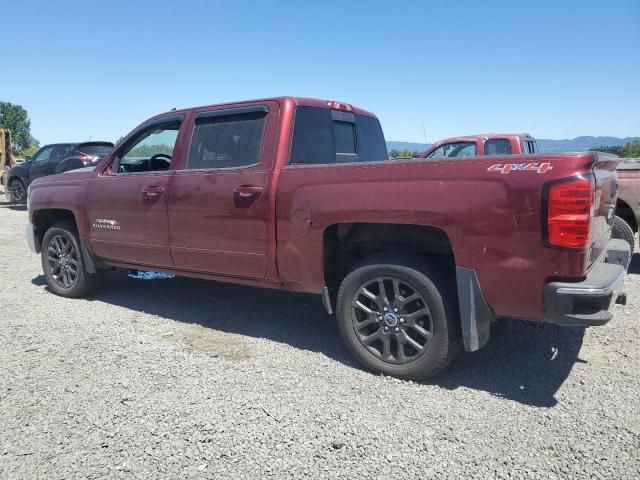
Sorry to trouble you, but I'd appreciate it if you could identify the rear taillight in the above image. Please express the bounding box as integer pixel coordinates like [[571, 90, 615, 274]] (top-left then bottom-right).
[[545, 177, 595, 250], [80, 154, 98, 165]]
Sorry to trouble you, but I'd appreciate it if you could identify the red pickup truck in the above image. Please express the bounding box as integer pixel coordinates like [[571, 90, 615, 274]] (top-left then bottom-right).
[[423, 134, 639, 253], [421, 133, 539, 159], [612, 161, 640, 252], [25, 97, 630, 379]]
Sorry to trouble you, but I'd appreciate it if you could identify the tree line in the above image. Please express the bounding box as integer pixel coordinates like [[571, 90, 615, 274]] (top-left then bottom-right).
[[389, 149, 422, 158], [589, 141, 640, 157], [0, 101, 39, 156]]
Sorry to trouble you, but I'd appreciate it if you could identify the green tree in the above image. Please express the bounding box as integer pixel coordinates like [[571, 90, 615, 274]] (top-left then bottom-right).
[[589, 145, 623, 155], [21, 146, 39, 157], [0, 101, 35, 153], [621, 141, 640, 157]]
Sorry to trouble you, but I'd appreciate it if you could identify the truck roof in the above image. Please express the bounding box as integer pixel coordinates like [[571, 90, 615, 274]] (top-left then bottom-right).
[[431, 133, 534, 146], [150, 97, 379, 122]]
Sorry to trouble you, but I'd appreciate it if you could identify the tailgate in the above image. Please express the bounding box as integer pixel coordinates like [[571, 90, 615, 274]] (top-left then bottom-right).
[[589, 153, 620, 267]]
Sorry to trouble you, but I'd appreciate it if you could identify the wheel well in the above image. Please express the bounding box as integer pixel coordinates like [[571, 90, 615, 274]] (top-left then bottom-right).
[[323, 223, 455, 291], [33, 209, 77, 246], [616, 199, 637, 232], [8, 175, 23, 185]]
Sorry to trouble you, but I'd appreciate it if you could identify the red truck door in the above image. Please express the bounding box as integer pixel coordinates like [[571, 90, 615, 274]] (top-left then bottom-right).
[[167, 104, 278, 279], [86, 116, 186, 268]]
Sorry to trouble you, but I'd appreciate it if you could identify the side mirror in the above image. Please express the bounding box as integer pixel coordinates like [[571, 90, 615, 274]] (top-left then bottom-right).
[[25, 156, 32, 162]]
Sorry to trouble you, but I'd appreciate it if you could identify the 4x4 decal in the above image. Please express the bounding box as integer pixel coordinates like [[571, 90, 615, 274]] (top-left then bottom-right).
[[488, 162, 553, 174]]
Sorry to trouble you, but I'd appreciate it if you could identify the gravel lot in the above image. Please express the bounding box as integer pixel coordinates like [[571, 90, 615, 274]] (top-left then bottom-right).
[[1, 203, 639, 479]]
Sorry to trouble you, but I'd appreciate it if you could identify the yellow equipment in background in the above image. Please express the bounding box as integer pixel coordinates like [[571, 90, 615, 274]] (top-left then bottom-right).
[[0, 129, 18, 195]]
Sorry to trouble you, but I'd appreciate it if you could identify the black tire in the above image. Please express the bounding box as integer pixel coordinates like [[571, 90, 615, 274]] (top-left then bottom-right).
[[8, 178, 27, 203], [336, 254, 460, 380], [41, 221, 104, 298], [612, 215, 635, 253]]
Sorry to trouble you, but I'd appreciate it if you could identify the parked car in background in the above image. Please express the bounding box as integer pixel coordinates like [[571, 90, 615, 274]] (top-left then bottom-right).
[[421, 133, 538, 159], [5, 141, 113, 202], [612, 159, 640, 252], [25, 97, 629, 380]]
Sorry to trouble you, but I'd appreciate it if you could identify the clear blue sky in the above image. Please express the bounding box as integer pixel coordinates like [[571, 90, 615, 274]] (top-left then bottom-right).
[[3, 0, 639, 144]]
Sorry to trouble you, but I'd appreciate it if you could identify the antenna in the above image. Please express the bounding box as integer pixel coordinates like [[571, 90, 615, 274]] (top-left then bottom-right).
[[422, 125, 428, 145]]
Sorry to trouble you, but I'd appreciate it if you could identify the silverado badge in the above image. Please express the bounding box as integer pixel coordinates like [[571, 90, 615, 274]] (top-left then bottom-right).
[[92, 218, 121, 231]]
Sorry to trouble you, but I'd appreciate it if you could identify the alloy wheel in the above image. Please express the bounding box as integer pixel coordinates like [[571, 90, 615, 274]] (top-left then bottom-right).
[[46, 234, 79, 289], [9, 180, 25, 201], [351, 276, 433, 364]]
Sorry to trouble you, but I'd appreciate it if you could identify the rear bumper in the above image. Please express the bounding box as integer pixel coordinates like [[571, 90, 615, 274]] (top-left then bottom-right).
[[544, 239, 630, 327]]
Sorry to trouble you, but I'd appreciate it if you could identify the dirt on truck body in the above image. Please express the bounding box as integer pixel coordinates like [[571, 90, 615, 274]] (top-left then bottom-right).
[[25, 97, 630, 379]]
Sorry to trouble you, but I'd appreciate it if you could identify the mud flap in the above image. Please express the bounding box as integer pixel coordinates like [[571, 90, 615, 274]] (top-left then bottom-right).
[[80, 239, 98, 274], [455, 267, 493, 351]]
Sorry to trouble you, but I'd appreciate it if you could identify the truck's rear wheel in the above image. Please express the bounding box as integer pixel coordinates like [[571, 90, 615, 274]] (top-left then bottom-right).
[[41, 221, 104, 297], [336, 255, 460, 380], [612, 215, 635, 253]]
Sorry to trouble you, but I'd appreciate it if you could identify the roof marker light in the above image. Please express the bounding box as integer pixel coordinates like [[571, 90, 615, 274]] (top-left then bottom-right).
[[327, 101, 354, 112]]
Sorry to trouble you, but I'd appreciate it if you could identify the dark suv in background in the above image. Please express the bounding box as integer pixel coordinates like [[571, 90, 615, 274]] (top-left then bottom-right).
[[6, 141, 113, 202]]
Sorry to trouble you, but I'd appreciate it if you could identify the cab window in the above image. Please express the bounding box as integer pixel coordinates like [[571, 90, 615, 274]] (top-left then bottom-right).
[[32, 146, 55, 162], [116, 122, 181, 173], [186, 110, 267, 170], [289, 107, 388, 164], [427, 142, 476, 158], [484, 139, 512, 155], [522, 140, 538, 154]]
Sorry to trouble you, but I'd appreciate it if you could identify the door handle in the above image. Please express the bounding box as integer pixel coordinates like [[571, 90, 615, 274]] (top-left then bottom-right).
[[142, 185, 165, 198], [233, 185, 263, 199]]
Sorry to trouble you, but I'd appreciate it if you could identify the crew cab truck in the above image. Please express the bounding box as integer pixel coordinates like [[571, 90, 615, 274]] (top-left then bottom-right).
[[25, 97, 630, 379], [421, 133, 538, 159], [611, 160, 640, 253]]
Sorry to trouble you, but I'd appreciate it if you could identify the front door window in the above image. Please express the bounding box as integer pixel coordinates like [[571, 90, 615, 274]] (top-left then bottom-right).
[[116, 124, 180, 174]]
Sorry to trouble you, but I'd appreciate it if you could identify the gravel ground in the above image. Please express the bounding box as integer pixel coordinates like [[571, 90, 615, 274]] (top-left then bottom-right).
[[1, 203, 639, 479]]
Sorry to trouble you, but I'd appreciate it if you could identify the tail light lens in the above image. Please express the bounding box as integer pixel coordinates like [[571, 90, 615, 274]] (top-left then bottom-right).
[[546, 177, 594, 250], [79, 154, 99, 165]]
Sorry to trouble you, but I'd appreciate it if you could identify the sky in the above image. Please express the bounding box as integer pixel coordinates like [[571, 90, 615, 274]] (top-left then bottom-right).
[[2, 0, 639, 145]]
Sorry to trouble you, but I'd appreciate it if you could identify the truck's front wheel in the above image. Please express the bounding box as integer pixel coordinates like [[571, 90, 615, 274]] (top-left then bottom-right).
[[336, 255, 460, 380], [41, 221, 104, 298]]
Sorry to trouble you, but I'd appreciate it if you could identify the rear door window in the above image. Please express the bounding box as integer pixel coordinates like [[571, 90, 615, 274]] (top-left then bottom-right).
[[484, 139, 512, 155], [523, 140, 538, 154], [49, 144, 75, 163], [289, 107, 388, 164], [186, 110, 267, 170]]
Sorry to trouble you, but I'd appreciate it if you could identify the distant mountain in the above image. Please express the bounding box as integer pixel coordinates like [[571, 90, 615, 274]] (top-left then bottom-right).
[[535, 136, 639, 152], [386, 141, 431, 153], [386, 136, 639, 154]]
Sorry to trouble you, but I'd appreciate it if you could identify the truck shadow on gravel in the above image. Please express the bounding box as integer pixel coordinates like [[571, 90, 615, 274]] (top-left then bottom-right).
[[33, 272, 587, 408], [0, 202, 27, 211], [627, 253, 640, 275]]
